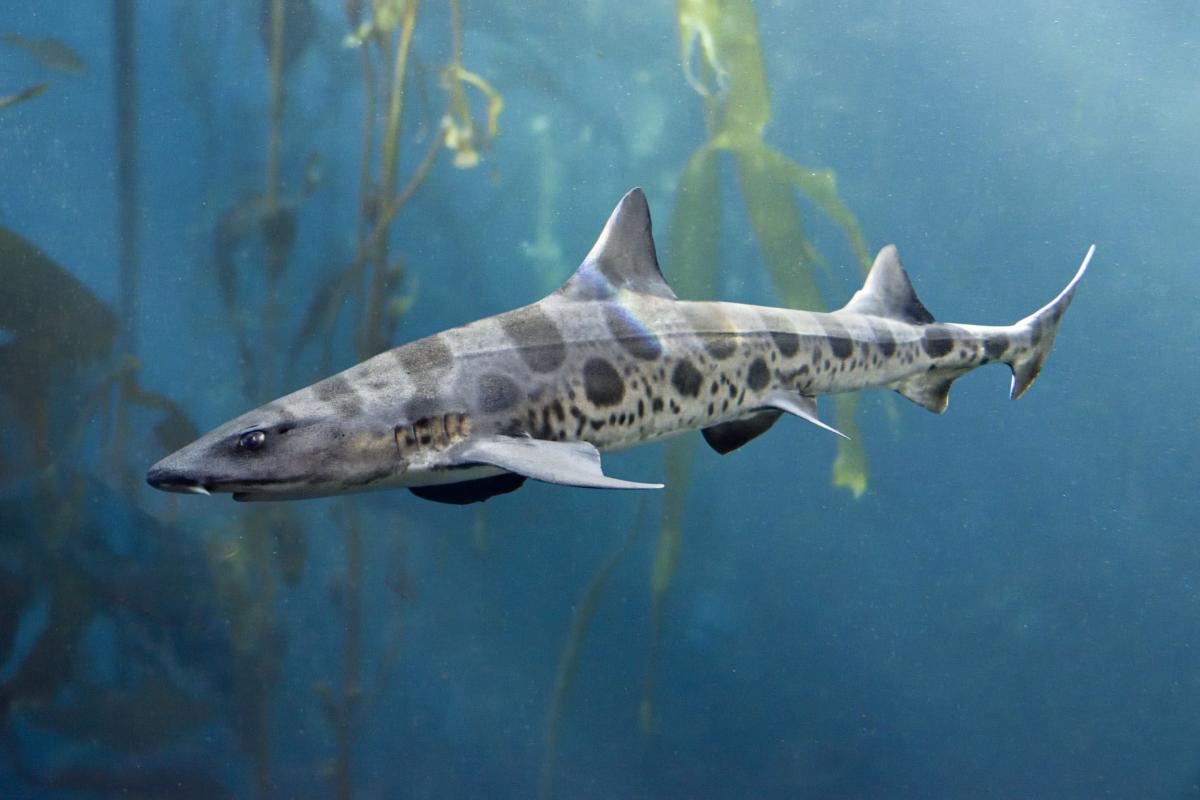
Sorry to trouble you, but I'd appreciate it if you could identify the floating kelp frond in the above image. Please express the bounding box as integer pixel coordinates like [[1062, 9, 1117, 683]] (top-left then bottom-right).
[[1, 33, 87, 76], [441, 0, 502, 170], [0, 83, 48, 110], [639, 0, 875, 734], [0, 226, 116, 364], [441, 66, 503, 168]]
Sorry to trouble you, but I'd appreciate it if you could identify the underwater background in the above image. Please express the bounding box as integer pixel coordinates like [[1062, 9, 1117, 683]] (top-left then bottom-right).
[[1, 1, 1196, 797]]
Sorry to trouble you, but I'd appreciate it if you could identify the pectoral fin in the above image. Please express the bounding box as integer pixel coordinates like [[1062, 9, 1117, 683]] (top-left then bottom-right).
[[458, 436, 663, 490], [766, 392, 849, 439]]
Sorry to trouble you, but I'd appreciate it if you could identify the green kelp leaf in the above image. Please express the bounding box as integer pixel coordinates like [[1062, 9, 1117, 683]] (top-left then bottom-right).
[[770, 152, 871, 271], [668, 145, 721, 299], [831, 394, 868, 498], [638, 145, 723, 735], [731, 141, 825, 309], [677, 0, 771, 139]]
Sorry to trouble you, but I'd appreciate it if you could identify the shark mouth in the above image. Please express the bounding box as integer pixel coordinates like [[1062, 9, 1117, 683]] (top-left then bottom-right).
[[145, 467, 213, 495]]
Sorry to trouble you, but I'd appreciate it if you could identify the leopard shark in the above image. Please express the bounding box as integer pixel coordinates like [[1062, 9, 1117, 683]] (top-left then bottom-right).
[[146, 188, 1092, 504]]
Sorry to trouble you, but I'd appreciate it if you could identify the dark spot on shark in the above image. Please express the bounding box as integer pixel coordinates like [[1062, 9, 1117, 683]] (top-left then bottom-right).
[[825, 321, 854, 359], [766, 316, 800, 358], [335, 395, 363, 416], [682, 305, 738, 360], [651, 397, 664, 412], [747, 357, 769, 391], [395, 334, 452, 376], [583, 357, 624, 406], [589, 418, 606, 431], [403, 396, 443, 421], [478, 373, 520, 412], [873, 323, 897, 357], [604, 304, 662, 360], [671, 359, 703, 397], [985, 334, 1008, 359], [313, 374, 353, 402], [922, 325, 955, 358], [500, 305, 567, 373]]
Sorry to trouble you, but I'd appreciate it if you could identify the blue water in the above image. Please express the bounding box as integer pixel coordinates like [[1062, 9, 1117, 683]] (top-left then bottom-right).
[[2, 2, 1197, 797]]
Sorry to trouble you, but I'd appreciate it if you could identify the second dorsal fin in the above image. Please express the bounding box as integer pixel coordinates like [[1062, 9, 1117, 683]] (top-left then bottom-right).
[[556, 188, 677, 301], [839, 245, 935, 324]]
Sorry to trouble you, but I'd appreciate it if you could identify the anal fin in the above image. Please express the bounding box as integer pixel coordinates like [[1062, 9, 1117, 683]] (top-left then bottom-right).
[[457, 436, 662, 490], [766, 391, 849, 439], [702, 409, 783, 455]]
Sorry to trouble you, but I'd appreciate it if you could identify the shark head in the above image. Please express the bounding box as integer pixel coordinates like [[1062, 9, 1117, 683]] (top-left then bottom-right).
[[146, 389, 402, 502]]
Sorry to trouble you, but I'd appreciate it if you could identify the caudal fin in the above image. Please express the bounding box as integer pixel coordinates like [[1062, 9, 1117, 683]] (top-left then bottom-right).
[[1008, 245, 1095, 399]]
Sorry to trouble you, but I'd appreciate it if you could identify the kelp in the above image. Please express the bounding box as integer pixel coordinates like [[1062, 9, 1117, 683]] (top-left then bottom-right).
[[0, 33, 87, 76], [540, 504, 645, 799], [0, 83, 48, 110], [0, 226, 117, 365], [640, 0, 874, 730], [298, 3, 500, 796], [0, 226, 118, 465]]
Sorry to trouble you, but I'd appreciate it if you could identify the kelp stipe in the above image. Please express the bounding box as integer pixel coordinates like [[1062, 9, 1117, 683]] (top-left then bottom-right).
[[640, 0, 874, 732]]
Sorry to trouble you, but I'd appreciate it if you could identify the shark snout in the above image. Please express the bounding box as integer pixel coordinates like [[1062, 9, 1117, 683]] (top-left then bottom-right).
[[146, 459, 212, 495]]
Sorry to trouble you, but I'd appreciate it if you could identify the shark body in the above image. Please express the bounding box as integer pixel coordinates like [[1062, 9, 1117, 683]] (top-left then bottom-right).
[[147, 189, 1092, 504]]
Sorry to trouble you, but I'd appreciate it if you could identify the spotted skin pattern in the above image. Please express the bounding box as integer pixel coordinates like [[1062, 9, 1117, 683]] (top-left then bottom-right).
[[146, 189, 1092, 503]]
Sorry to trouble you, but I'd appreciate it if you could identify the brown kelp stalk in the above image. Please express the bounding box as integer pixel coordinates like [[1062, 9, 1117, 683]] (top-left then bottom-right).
[[363, 0, 418, 358], [306, 4, 502, 794], [108, 0, 138, 494]]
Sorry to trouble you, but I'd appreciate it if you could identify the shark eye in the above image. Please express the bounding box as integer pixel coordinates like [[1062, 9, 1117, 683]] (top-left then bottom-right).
[[239, 430, 267, 451]]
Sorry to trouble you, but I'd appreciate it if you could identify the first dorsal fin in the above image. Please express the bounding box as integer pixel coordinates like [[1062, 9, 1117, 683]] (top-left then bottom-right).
[[839, 245, 935, 324], [556, 188, 677, 301]]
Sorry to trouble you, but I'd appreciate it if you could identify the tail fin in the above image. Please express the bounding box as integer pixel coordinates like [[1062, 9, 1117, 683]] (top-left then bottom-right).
[[1008, 245, 1095, 399]]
